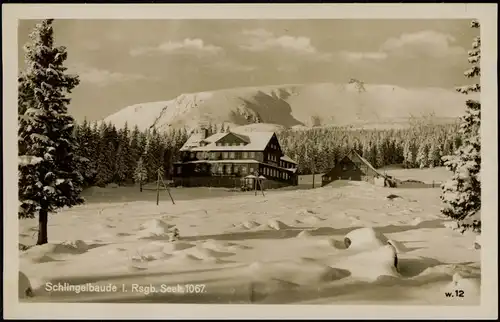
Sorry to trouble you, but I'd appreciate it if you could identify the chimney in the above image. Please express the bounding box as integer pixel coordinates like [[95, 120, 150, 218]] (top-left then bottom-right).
[[199, 126, 208, 140]]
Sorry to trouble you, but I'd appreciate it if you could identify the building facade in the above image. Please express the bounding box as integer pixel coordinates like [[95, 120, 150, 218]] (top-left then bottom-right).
[[172, 129, 298, 188], [321, 150, 386, 187]]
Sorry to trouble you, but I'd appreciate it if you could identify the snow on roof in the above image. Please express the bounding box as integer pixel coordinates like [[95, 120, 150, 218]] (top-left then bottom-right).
[[351, 150, 384, 176], [321, 150, 385, 178], [180, 131, 276, 152], [280, 155, 297, 164]]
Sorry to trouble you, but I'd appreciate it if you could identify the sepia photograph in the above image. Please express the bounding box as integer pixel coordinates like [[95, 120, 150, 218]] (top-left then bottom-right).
[[3, 3, 498, 320]]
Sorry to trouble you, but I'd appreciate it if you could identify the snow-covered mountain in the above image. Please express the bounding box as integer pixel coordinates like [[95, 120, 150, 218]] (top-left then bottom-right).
[[103, 83, 476, 133]]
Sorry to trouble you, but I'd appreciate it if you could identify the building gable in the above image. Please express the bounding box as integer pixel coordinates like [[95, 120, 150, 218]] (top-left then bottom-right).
[[214, 132, 250, 147], [264, 133, 283, 153]]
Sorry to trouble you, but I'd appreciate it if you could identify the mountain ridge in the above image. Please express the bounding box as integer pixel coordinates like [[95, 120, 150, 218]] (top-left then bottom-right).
[[103, 82, 476, 133]]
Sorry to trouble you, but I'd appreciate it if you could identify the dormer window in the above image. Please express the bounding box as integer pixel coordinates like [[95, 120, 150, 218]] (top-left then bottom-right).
[[240, 143, 245, 146]]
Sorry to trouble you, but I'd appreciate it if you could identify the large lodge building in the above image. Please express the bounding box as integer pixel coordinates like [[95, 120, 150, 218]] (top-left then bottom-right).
[[172, 128, 298, 188]]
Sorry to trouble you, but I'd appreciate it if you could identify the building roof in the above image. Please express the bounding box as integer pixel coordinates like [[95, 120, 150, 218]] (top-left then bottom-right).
[[280, 155, 298, 164], [180, 131, 276, 152], [351, 150, 384, 176], [322, 149, 385, 178]]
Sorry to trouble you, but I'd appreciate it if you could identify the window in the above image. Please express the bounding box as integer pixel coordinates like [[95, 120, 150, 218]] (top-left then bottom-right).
[[249, 166, 254, 174], [216, 142, 221, 146], [225, 143, 229, 146], [229, 152, 235, 159], [242, 152, 248, 159], [240, 143, 245, 146], [217, 165, 223, 174], [225, 165, 232, 174], [210, 152, 216, 159], [241, 165, 248, 174], [190, 152, 195, 159], [249, 151, 255, 158], [222, 152, 229, 159], [196, 152, 202, 159], [176, 166, 182, 174]]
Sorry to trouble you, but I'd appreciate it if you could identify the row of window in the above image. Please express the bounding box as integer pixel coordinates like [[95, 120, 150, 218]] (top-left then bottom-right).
[[176, 164, 292, 180], [188, 151, 259, 160], [262, 166, 291, 180], [215, 142, 246, 147]]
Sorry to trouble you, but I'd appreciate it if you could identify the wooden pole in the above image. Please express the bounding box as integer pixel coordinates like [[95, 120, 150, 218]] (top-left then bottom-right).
[[156, 169, 160, 206], [312, 167, 315, 189], [160, 174, 176, 205]]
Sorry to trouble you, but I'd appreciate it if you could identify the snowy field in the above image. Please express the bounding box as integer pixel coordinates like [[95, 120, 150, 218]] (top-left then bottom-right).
[[18, 169, 481, 305]]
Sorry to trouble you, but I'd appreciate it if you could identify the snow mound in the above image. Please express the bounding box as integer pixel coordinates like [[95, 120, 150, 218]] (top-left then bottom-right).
[[166, 252, 204, 263], [296, 208, 318, 215], [300, 215, 326, 225], [162, 241, 196, 253], [247, 259, 350, 286], [296, 230, 313, 238], [343, 227, 390, 251], [138, 219, 176, 231], [411, 217, 424, 226], [22, 240, 90, 262], [19, 271, 34, 299], [130, 252, 166, 262], [443, 221, 460, 230], [241, 220, 261, 229], [442, 272, 481, 297], [473, 235, 481, 249], [316, 237, 348, 249], [332, 244, 399, 282], [136, 219, 179, 240], [230, 220, 261, 231], [267, 219, 290, 230], [199, 239, 235, 252], [181, 246, 232, 261]]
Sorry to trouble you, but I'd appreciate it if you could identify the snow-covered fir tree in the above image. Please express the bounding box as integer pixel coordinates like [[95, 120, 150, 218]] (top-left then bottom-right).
[[18, 19, 84, 245], [94, 123, 115, 186], [428, 141, 442, 168], [416, 141, 430, 169], [440, 19, 481, 224], [133, 157, 148, 192], [114, 128, 129, 185]]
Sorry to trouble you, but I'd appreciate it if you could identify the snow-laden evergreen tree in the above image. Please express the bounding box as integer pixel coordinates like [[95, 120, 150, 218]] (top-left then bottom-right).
[[18, 19, 83, 245], [144, 129, 165, 181], [133, 157, 148, 192], [428, 141, 442, 168], [440, 19, 481, 224], [75, 119, 97, 186], [95, 123, 114, 186], [416, 141, 430, 169], [113, 124, 131, 185]]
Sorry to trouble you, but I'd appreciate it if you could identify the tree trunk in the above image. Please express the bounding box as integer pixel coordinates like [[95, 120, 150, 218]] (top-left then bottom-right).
[[312, 167, 316, 189], [36, 208, 48, 245], [140, 181, 143, 192]]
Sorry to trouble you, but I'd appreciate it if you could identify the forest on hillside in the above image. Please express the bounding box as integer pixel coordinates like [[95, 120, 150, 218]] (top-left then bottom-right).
[[277, 119, 463, 175], [73, 118, 462, 188]]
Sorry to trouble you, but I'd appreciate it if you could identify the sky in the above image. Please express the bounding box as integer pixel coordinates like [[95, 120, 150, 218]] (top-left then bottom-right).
[[17, 19, 478, 122]]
